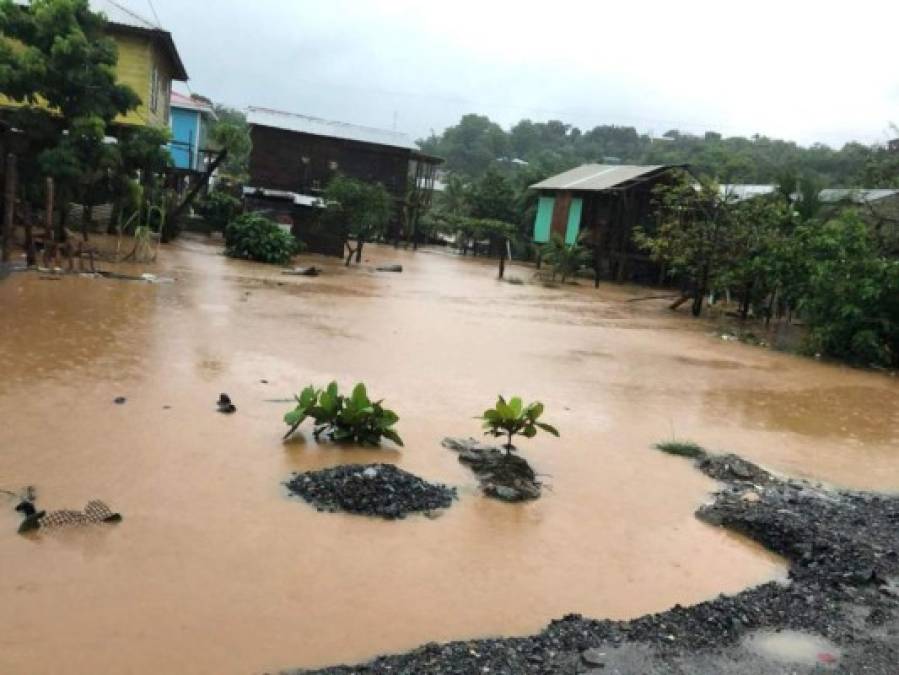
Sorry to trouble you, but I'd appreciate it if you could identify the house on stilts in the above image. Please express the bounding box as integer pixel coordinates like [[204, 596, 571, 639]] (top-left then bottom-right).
[[530, 163, 682, 283]]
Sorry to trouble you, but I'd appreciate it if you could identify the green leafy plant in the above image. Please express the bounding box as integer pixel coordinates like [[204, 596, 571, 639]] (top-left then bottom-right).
[[479, 396, 559, 451], [224, 213, 301, 265], [283, 382, 403, 447], [197, 190, 241, 232], [654, 440, 706, 459], [542, 234, 592, 283]]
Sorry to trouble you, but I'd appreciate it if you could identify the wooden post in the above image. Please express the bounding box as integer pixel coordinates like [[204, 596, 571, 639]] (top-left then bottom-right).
[[2, 153, 16, 263], [45, 177, 54, 239]]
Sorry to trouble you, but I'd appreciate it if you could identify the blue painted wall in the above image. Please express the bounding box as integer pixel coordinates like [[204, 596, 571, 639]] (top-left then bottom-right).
[[170, 107, 200, 170]]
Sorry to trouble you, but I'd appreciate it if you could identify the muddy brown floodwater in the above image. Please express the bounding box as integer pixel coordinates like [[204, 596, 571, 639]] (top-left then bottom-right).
[[1, 238, 897, 675]]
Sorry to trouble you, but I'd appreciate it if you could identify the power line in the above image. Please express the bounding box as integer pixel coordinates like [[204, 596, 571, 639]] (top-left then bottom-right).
[[145, 0, 161, 27]]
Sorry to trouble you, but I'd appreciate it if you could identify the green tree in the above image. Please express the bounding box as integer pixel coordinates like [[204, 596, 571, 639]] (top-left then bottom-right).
[[636, 173, 734, 316], [790, 211, 898, 367], [0, 0, 141, 238], [208, 104, 251, 182], [468, 168, 516, 223], [323, 175, 392, 265]]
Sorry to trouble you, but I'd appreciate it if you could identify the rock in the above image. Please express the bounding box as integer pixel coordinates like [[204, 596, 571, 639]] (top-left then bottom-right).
[[113, 396, 127, 405], [444, 437, 542, 502], [489, 485, 522, 502], [376, 264, 403, 273], [581, 647, 606, 665]]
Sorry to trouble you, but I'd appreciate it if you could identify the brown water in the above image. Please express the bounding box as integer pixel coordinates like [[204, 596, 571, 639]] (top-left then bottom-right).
[[0, 239, 896, 675]]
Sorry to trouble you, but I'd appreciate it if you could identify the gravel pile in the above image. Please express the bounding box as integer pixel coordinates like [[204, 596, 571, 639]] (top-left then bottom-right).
[[285, 464, 457, 520], [284, 451, 899, 674]]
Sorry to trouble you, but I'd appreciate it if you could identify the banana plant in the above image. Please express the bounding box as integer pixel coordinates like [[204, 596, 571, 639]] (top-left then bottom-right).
[[283, 382, 403, 447], [479, 396, 559, 452]]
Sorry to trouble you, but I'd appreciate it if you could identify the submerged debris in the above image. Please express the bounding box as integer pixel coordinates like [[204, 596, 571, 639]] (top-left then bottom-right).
[[17, 499, 122, 534], [217, 393, 237, 414], [281, 266, 321, 277], [376, 264, 403, 273], [443, 437, 542, 502], [284, 463, 456, 519], [290, 451, 899, 674]]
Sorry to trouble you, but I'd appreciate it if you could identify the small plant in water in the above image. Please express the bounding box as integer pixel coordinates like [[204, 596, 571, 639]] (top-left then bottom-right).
[[654, 440, 706, 459], [479, 396, 559, 452], [283, 382, 403, 447]]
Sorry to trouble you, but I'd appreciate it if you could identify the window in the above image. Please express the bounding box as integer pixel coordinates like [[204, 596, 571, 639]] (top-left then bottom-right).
[[150, 65, 159, 112]]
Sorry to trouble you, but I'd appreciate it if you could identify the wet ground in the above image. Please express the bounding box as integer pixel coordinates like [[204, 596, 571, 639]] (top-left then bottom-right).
[[0, 237, 897, 675]]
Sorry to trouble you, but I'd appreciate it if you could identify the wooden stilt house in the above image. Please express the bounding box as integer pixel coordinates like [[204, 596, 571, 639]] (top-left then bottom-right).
[[530, 164, 682, 282]]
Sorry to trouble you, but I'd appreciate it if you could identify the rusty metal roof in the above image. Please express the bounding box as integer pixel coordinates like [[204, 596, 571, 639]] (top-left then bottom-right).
[[247, 107, 418, 151], [530, 164, 673, 191]]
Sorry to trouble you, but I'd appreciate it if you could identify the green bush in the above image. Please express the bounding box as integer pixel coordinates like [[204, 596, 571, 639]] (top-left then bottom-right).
[[794, 212, 899, 368], [224, 213, 299, 265], [283, 382, 403, 447], [198, 190, 242, 232], [479, 396, 559, 451]]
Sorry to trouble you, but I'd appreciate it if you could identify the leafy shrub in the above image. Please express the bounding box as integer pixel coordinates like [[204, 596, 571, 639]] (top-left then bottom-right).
[[197, 190, 241, 232], [283, 382, 403, 447], [224, 213, 299, 265], [479, 396, 558, 451], [542, 234, 592, 282]]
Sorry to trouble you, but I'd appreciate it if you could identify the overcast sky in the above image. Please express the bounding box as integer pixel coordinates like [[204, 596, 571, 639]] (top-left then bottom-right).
[[151, 0, 899, 148]]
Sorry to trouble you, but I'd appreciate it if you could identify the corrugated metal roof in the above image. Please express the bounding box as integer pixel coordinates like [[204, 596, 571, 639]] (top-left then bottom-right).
[[819, 188, 899, 204], [246, 107, 418, 151], [170, 90, 216, 118], [530, 164, 670, 191], [720, 184, 777, 202]]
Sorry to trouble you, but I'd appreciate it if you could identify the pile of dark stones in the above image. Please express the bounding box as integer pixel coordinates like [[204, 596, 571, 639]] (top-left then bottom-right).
[[284, 449, 899, 674], [443, 437, 542, 502], [285, 463, 456, 520]]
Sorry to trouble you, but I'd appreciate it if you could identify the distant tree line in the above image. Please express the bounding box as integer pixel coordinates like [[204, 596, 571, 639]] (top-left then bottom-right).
[[418, 114, 899, 188]]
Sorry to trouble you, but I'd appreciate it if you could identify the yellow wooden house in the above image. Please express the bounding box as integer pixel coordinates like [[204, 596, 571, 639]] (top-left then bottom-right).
[[5, 0, 188, 128], [89, 0, 188, 127]]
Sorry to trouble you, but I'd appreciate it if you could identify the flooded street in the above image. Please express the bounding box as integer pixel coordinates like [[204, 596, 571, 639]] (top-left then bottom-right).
[[0, 239, 896, 675]]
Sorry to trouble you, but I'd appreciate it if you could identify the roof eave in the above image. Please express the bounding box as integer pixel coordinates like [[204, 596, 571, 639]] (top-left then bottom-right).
[[109, 23, 188, 81]]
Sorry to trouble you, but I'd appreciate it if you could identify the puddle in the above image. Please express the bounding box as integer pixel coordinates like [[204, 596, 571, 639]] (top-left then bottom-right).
[[743, 630, 841, 667]]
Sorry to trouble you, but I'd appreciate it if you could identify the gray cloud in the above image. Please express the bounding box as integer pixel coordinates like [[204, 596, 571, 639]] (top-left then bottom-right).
[[152, 0, 899, 147]]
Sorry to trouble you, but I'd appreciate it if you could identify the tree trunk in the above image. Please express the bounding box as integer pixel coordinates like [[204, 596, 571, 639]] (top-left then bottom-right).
[[740, 281, 753, 320], [691, 289, 704, 317], [498, 250, 505, 279], [355, 238, 364, 263]]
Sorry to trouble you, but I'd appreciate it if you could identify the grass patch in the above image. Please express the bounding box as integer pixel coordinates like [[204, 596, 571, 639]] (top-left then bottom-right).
[[654, 440, 707, 459]]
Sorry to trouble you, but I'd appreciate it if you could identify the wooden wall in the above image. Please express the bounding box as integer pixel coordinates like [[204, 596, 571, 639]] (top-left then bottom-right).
[[248, 125, 411, 200]]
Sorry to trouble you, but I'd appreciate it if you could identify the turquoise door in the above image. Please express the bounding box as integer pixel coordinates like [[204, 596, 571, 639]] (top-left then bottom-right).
[[565, 197, 583, 244], [533, 196, 554, 243]]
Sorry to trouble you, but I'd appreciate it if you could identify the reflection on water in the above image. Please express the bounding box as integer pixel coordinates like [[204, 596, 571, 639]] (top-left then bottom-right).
[[0, 238, 895, 675]]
